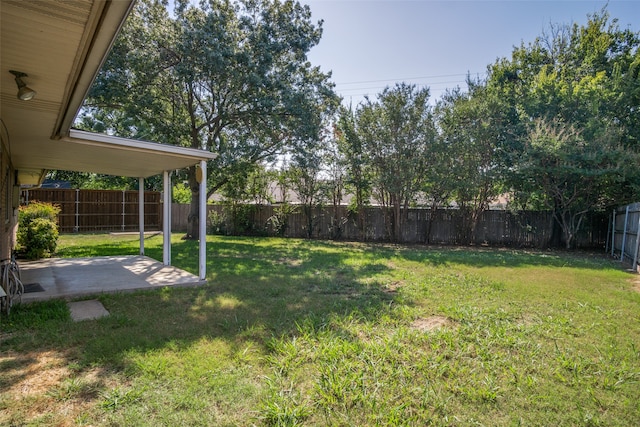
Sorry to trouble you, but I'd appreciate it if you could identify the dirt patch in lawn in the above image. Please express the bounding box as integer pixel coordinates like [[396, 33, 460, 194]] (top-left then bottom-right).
[[411, 315, 456, 332], [0, 350, 115, 426], [2, 350, 70, 397], [383, 281, 403, 294]]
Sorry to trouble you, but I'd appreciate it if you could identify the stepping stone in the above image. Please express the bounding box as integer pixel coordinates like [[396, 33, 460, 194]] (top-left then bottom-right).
[[23, 282, 45, 293], [68, 300, 110, 321]]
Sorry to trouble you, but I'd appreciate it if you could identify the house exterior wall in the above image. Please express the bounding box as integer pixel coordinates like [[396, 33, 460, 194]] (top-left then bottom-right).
[[1, 127, 18, 261]]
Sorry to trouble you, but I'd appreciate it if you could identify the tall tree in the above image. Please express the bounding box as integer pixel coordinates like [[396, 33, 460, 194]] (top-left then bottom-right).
[[288, 150, 325, 239], [421, 135, 456, 244], [336, 106, 370, 240], [487, 8, 640, 246], [436, 81, 512, 244], [357, 83, 435, 242], [79, 0, 338, 238], [323, 124, 348, 239], [517, 118, 631, 248]]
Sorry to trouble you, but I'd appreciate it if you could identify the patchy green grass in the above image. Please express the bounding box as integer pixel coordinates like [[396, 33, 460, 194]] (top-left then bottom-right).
[[1, 234, 639, 426]]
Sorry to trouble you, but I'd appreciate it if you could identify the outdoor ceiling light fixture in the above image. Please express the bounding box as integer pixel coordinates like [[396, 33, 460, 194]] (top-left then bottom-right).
[[9, 70, 37, 101]]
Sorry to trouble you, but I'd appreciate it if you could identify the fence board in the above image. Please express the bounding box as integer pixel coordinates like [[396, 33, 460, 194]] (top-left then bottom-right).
[[24, 189, 161, 233], [171, 204, 607, 248]]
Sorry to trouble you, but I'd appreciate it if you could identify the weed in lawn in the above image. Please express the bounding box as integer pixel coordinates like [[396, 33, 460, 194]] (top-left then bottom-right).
[[259, 371, 312, 427], [47, 376, 100, 402], [101, 386, 143, 411]]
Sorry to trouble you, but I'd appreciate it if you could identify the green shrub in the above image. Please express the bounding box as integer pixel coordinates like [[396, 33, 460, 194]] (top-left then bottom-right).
[[208, 204, 267, 236], [172, 183, 192, 204], [18, 202, 61, 259], [267, 203, 297, 236], [208, 209, 228, 235], [228, 203, 258, 235]]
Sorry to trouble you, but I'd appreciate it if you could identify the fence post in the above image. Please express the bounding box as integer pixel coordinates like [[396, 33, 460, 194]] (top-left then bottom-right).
[[632, 209, 640, 272], [74, 189, 79, 233], [121, 189, 126, 231], [611, 208, 616, 257], [621, 205, 630, 262]]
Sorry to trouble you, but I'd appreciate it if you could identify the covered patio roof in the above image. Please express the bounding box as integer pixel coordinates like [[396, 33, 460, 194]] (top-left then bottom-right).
[[61, 130, 216, 178], [1, 0, 213, 281]]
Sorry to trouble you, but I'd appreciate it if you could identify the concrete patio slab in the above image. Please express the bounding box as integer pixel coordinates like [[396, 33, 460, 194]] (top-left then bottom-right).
[[19, 255, 206, 302], [68, 300, 110, 321]]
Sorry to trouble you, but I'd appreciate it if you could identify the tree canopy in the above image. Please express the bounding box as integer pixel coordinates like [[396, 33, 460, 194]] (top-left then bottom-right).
[[64, 5, 640, 248], [485, 9, 640, 246], [78, 0, 339, 237], [356, 83, 435, 241]]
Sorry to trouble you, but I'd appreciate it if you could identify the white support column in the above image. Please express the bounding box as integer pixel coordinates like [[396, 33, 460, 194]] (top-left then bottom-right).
[[163, 170, 171, 266], [199, 160, 207, 280], [139, 177, 145, 256]]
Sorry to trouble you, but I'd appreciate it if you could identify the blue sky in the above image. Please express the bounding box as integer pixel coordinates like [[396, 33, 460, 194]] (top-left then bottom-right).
[[302, 0, 640, 105]]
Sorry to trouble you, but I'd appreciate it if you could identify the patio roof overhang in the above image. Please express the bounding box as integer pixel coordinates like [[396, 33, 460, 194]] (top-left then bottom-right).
[[1, 0, 213, 281], [53, 130, 216, 179], [1, 0, 215, 182]]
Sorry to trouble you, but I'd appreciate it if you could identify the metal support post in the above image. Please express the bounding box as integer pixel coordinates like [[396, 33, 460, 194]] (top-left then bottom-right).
[[139, 177, 145, 256], [199, 160, 207, 280], [163, 171, 171, 266]]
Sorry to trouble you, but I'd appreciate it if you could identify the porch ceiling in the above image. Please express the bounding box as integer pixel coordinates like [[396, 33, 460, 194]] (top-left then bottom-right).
[[59, 130, 217, 178], [1, 0, 214, 181]]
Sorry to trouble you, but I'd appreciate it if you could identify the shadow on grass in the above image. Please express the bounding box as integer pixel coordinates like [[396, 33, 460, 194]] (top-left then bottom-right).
[[1, 235, 621, 409], [363, 243, 616, 270], [2, 236, 398, 372], [55, 233, 615, 271]]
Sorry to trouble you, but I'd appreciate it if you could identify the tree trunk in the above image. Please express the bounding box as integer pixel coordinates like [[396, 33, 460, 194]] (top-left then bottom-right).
[[425, 203, 437, 244], [185, 167, 200, 240], [458, 206, 472, 245], [470, 209, 480, 245], [561, 212, 586, 250], [356, 190, 366, 241], [565, 231, 573, 249], [547, 200, 564, 248], [393, 197, 402, 242], [305, 204, 313, 238]]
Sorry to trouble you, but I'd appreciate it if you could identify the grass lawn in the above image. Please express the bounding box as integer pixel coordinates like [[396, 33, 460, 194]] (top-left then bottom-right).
[[1, 234, 639, 426]]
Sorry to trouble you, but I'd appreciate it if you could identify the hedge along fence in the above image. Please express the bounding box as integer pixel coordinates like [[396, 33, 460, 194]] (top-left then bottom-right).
[[172, 204, 608, 248], [23, 189, 162, 233]]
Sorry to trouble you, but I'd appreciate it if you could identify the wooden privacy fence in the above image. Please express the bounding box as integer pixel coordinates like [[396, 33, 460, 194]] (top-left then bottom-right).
[[172, 204, 607, 248], [23, 188, 162, 233], [610, 202, 640, 269]]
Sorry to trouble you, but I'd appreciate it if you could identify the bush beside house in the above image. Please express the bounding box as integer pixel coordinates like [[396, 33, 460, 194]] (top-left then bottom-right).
[[17, 202, 60, 259]]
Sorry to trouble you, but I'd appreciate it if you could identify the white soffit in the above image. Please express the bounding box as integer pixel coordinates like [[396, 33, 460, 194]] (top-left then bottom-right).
[[1, 0, 215, 181], [55, 130, 217, 178]]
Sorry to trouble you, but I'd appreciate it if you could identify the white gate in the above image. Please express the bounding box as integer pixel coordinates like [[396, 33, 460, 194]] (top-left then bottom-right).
[[610, 202, 640, 270]]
